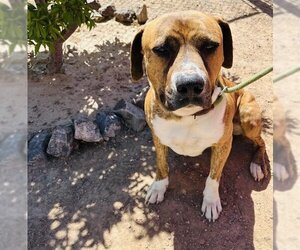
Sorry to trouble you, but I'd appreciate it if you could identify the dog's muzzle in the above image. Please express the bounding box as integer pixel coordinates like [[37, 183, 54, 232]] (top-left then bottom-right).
[[163, 73, 211, 111], [176, 73, 204, 97]]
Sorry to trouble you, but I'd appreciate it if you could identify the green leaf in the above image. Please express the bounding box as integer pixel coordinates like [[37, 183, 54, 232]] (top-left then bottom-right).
[[9, 43, 16, 54], [41, 27, 47, 39], [48, 43, 55, 53], [27, 1, 95, 57], [35, 43, 41, 54]]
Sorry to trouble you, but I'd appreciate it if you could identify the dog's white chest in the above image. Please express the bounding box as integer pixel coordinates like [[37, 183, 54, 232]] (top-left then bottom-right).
[[152, 100, 226, 157]]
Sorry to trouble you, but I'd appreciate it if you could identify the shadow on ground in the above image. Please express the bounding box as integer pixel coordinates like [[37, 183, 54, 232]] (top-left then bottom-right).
[[28, 38, 147, 134], [28, 2, 272, 247], [274, 0, 300, 17], [28, 126, 270, 249]]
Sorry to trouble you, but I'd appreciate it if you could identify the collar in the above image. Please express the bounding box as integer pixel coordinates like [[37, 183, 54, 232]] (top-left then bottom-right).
[[192, 82, 225, 118]]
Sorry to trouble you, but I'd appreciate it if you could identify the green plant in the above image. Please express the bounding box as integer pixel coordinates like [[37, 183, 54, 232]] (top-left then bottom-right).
[[28, 0, 96, 73], [0, 1, 27, 53]]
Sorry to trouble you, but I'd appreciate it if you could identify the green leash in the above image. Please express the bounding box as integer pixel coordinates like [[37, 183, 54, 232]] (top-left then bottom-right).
[[196, 66, 272, 117], [218, 64, 300, 93], [273, 66, 300, 83], [220, 66, 273, 94]]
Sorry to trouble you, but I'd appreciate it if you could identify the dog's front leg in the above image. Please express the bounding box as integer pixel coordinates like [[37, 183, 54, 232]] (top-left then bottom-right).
[[202, 137, 232, 221], [146, 135, 169, 204]]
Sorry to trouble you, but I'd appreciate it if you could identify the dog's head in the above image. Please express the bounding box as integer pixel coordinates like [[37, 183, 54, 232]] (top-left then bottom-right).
[[131, 11, 232, 115]]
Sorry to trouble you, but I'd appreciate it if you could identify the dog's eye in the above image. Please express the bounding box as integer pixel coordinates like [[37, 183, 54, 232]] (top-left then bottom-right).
[[152, 45, 170, 57], [201, 42, 219, 53]]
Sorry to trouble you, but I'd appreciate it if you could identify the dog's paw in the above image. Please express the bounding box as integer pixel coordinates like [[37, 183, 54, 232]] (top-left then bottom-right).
[[145, 178, 169, 204], [201, 177, 222, 222], [250, 162, 264, 181], [274, 162, 289, 181]]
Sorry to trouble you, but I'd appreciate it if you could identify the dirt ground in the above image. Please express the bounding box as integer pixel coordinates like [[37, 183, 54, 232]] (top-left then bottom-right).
[[273, 0, 300, 249], [28, 1, 273, 249], [0, 69, 27, 250]]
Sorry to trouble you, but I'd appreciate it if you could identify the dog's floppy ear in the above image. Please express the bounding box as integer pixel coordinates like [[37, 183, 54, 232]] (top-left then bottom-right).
[[215, 17, 233, 68], [130, 29, 144, 81]]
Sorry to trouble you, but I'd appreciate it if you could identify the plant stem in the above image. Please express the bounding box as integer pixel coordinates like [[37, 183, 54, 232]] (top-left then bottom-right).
[[48, 24, 78, 73]]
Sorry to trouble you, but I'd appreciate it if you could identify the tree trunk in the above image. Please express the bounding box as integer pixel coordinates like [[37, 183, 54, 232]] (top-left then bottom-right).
[[48, 41, 63, 73], [34, 0, 97, 74], [47, 24, 78, 74]]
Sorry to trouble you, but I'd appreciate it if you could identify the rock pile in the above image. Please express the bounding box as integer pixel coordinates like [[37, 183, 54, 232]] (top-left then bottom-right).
[[91, 3, 148, 25], [28, 93, 147, 164]]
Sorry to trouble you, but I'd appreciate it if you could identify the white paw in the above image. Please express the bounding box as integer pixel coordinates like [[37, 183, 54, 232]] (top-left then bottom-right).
[[201, 177, 222, 222], [145, 177, 169, 204], [274, 162, 289, 181], [250, 162, 264, 181]]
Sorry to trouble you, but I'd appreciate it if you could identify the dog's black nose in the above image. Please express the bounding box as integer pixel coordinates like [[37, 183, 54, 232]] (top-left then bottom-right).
[[176, 74, 204, 97]]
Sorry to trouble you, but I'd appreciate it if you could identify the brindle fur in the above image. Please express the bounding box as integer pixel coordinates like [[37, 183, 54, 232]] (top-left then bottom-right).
[[131, 11, 268, 186]]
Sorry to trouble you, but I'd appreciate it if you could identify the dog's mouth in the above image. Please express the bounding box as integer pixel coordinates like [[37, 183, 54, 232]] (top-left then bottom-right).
[[159, 86, 221, 115], [160, 89, 212, 112]]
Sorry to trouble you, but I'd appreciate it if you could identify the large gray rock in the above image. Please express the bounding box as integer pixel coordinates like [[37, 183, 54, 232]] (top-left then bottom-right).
[[0, 132, 26, 162], [114, 99, 146, 132], [46, 125, 74, 157], [29, 51, 49, 75], [115, 9, 136, 24], [74, 118, 103, 142], [136, 4, 148, 24], [91, 10, 106, 23], [99, 4, 116, 18], [96, 111, 122, 141], [2, 51, 27, 74], [87, 0, 101, 10], [28, 130, 51, 164]]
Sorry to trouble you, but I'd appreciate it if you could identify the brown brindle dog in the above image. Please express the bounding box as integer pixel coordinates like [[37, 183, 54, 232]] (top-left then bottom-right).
[[130, 11, 268, 221]]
